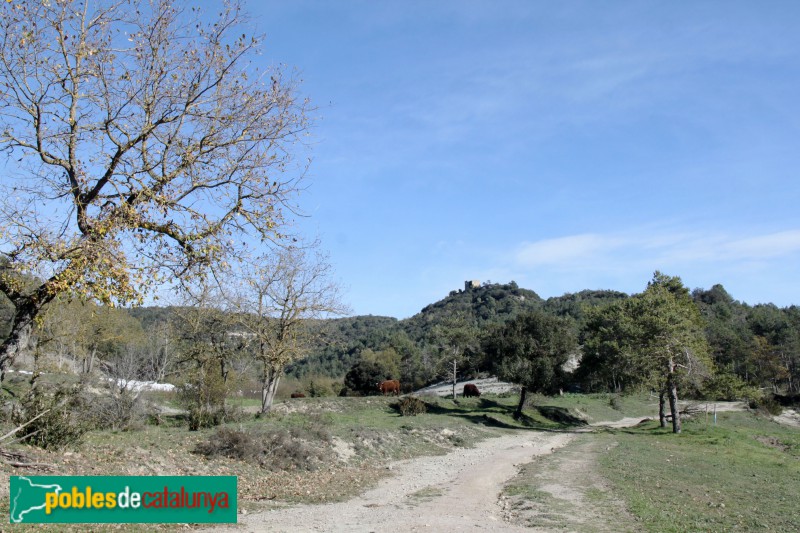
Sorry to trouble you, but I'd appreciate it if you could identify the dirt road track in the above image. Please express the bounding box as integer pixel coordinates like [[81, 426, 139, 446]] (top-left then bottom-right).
[[214, 430, 577, 533], [211, 402, 758, 533]]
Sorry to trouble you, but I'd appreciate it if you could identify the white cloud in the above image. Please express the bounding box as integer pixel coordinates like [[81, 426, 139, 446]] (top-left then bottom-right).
[[514, 233, 628, 268], [722, 230, 800, 260], [500, 227, 800, 301], [467, 227, 795, 306], [513, 229, 800, 272]]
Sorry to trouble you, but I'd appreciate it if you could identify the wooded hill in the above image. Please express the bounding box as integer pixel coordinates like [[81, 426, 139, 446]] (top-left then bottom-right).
[[2, 279, 798, 399]]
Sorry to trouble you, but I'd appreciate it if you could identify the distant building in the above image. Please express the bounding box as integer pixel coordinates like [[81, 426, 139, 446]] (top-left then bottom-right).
[[464, 280, 481, 291]]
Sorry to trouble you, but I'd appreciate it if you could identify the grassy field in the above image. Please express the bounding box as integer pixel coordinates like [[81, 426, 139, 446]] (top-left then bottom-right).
[[2, 389, 796, 532], [501, 396, 799, 533], [598, 411, 800, 532]]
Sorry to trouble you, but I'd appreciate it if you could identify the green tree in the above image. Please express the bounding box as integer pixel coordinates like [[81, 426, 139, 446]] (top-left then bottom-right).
[[360, 348, 401, 383], [483, 311, 576, 420], [579, 300, 644, 393], [692, 285, 754, 385], [581, 272, 712, 433], [0, 0, 310, 382], [344, 359, 388, 396], [747, 304, 799, 393], [172, 285, 241, 429], [637, 273, 712, 433]]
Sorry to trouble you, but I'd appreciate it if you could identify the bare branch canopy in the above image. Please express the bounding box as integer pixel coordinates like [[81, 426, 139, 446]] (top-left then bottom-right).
[[0, 0, 311, 380]]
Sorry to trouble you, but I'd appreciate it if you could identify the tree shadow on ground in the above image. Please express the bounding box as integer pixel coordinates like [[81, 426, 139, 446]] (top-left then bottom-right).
[[536, 406, 589, 426], [415, 397, 586, 432]]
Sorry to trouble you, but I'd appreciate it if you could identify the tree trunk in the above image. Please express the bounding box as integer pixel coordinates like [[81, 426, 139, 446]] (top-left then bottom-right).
[[82, 347, 97, 374], [261, 367, 281, 414], [513, 386, 528, 420], [219, 356, 229, 384], [0, 304, 37, 383], [667, 357, 681, 434], [451, 359, 457, 400], [659, 390, 667, 428]]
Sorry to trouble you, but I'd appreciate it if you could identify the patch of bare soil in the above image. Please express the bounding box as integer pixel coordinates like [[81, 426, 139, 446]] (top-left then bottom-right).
[[755, 435, 791, 452], [211, 430, 578, 533], [773, 408, 800, 429], [414, 377, 518, 397]]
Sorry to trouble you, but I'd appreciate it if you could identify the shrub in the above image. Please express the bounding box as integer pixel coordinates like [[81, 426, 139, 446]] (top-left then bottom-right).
[[177, 360, 230, 431], [609, 394, 623, 411], [395, 396, 427, 416], [344, 359, 388, 396], [772, 393, 800, 407], [82, 383, 145, 431], [194, 428, 257, 462], [306, 379, 332, 397], [12, 383, 90, 450], [701, 373, 759, 401], [749, 395, 783, 416], [193, 424, 333, 471]]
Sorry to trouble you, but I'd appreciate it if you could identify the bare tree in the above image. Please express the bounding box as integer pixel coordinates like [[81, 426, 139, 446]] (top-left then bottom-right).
[[428, 315, 479, 400], [233, 243, 348, 413], [141, 320, 176, 384], [0, 0, 310, 382], [171, 281, 240, 429]]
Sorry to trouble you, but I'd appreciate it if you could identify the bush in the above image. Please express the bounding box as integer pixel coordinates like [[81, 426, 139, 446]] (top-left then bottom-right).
[[193, 423, 333, 471], [344, 359, 388, 396], [306, 379, 332, 397], [701, 373, 759, 401], [177, 360, 230, 431], [12, 383, 90, 450], [82, 383, 145, 431], [772, 393, 800, 407], [193, 428, 257, 462], [609, 394, 623, 411], [395, 396, 427, 416], [749, 395, 783, 416]]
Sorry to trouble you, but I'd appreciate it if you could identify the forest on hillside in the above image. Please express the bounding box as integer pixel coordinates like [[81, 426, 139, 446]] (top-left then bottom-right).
[[2, 277, 798, 406]]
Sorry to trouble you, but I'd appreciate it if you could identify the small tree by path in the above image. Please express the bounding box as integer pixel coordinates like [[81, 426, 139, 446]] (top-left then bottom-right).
[[581, 271, 712, 433], [482, 311, 576, 420], [233, 243, 347, 413], [428, 315, 479, 400]]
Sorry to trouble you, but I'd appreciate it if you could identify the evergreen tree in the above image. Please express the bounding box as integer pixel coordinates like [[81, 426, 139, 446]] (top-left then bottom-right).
[[483, 311, 576, 420]]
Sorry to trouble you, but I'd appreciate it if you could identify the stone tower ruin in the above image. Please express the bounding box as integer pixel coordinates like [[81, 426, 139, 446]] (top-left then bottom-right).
[[464, 280, 481, 291]]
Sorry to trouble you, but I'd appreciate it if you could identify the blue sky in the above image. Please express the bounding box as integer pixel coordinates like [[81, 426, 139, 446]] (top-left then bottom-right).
[[242, 1, 800, 318]]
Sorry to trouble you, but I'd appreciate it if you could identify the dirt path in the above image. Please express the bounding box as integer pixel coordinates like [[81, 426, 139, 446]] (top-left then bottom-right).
[[216, 430, 578, 533], [500, 434, 639, 532], [212, 403, 761, 532]]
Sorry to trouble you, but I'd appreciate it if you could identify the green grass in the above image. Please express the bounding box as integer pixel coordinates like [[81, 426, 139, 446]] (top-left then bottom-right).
[[405, 486, 445, 505], [243, 395, 526, 461], [598, 411, 800, 532], [530, 392, 655, 423]]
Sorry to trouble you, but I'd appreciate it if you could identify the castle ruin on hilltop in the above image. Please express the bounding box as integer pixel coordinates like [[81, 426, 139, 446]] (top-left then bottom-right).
[[464, 280, 481, 291]]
